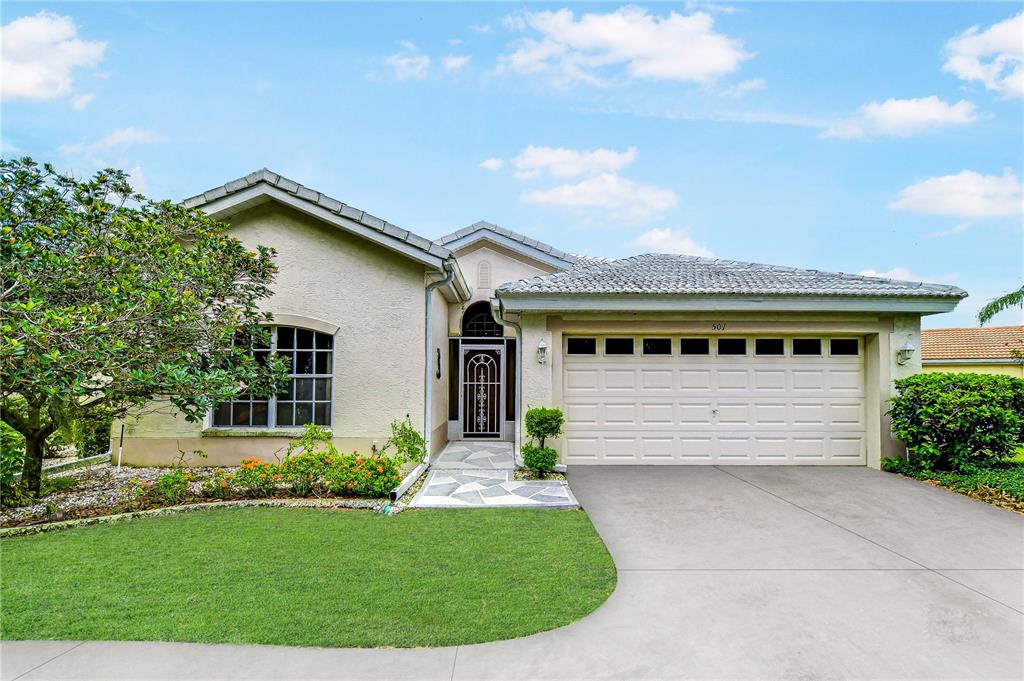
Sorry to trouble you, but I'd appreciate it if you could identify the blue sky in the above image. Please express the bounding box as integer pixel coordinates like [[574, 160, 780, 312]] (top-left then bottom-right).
[[2, 2, 1022, 327]]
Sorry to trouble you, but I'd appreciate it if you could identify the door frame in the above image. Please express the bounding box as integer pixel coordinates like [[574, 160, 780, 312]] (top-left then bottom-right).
[[458, 342, 506, 440]]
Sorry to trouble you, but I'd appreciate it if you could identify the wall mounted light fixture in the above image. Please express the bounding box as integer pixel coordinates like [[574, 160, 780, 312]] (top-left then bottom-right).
[[896, 340, 916, 365], [537, 339, 548, 364]]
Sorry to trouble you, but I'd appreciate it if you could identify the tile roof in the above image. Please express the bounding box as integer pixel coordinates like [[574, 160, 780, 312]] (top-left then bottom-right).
[[435, 221, 577, 264], [183, 169, 452, 261], [497, 253, 968, 299], [921, 326, 1024, 360]]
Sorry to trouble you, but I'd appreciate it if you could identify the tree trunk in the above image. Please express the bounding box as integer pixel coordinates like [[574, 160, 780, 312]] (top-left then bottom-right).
[[20, 434, 46, 496]]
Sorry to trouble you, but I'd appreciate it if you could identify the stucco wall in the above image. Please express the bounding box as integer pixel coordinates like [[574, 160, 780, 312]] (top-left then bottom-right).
[[116, 202, 428, 466], [516, 311, 922, 469], [922, 363, 1024, 377], [429, 286, 450, 455]]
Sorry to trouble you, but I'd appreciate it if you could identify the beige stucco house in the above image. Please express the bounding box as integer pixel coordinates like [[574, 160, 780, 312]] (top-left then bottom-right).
[[117, 169, 967, 469]]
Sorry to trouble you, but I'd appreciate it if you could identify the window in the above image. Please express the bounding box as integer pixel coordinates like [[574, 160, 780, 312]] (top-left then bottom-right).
[[755, 338, 784, 356], [566, 337, 597, 355], [604, 337, 635, 355], [642, 338, 672, 355], [679, 338, 710, 355], [461, 300, 503, 337], [717, 338, 747, 355], [830, 338, 859, 356], [792, 338, 822, 356], [212, 326, 333, 428]]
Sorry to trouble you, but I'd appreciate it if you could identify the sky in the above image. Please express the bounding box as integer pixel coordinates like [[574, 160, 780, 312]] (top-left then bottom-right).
[[2, 2, 1022, 328]]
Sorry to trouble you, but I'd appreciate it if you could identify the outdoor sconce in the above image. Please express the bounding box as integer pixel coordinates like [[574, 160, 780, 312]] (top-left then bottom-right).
[[537, 339, 548, 364], [896, 340, 916, 365]]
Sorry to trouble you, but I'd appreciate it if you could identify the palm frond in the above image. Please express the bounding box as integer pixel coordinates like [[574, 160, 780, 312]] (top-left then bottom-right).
[[977, 286, 1024, 325]]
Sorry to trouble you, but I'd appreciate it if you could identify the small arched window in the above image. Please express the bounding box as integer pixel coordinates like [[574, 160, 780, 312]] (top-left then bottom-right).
[[477, 260, 492, 290], [462, 300, 503, 337]]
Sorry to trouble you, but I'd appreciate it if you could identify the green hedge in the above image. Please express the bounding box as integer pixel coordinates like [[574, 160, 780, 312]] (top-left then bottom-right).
[[888, 372, 1024, 472]]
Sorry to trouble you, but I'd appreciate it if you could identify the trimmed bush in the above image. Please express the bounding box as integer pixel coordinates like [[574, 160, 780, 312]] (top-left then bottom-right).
[[522, 444, 558, 477], [323, 454, 403, 497], [524, 407, 564, 448], [888, 372, 1024, 472]]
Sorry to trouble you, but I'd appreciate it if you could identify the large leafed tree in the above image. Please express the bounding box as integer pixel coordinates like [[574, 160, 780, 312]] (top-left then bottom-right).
[[1, 159, 287, 494]]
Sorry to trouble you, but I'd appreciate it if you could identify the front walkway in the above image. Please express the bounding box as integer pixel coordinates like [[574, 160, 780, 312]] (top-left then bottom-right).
[[429, 440, 514, 469]]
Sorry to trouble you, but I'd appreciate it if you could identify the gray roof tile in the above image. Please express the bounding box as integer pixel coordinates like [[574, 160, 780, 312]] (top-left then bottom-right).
[[181, 169, 452, 261], [497, 253, 967, 299], [435, 220, 577, 265]]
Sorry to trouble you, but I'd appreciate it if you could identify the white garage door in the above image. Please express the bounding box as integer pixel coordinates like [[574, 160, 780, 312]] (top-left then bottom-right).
[[562, 335, 866, 465]]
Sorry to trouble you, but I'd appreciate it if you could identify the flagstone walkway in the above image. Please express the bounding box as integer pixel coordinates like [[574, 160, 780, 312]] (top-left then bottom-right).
[[430, 441, 515, 469], [409, 469, 577, 508]]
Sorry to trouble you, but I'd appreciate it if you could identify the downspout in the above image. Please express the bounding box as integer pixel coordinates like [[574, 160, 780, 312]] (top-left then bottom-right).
[[423, 260, 455, 463], [491, 297, 522, 463]]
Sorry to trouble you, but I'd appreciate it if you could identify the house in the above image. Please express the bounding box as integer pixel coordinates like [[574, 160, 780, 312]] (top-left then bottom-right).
[[921, 326, 1024, 377], [116, 169, 967, 469]]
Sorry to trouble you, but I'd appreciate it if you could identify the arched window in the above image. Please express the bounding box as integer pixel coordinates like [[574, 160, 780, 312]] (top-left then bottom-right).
[[477, 260, 492, 290], [212, 326, 334, 427], [461, 300, 503, 337]]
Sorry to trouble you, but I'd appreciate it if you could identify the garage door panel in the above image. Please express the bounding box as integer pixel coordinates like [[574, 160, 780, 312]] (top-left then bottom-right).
[[680, 403, 713, 424], [565, 369, 599, 391], [716, 370, 750, 390], [640, 402, 674, 425], [603, 370, 636, 390], [716, 403, 751, 425], [603, 402, 637, 425], [679, 370, 712, 390], [641, 369, 674, 391], [566, 403, 599, 426], [754, 370, 787, 391]]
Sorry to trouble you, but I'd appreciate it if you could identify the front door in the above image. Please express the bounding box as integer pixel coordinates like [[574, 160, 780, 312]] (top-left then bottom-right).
[[461, 346, 504, 438]]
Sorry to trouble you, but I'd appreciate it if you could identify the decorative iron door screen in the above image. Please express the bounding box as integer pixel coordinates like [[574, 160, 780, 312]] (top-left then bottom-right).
[[461, 346, 504, 438]]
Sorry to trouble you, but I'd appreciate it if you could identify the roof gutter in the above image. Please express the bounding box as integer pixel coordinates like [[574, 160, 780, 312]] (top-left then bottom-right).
[[423, 260, 456, 464], [490, 297, 522, 464]]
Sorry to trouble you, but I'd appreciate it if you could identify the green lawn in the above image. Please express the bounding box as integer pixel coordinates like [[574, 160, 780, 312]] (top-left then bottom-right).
[[1, 507, 616, 648]]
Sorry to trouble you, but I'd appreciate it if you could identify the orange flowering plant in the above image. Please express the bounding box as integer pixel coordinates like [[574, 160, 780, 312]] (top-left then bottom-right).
[[231, 457, 280, 498]]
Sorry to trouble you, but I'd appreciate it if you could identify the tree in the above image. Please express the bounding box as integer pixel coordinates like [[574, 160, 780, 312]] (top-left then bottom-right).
[[977, 285, 1024, 325], [1, 159, 288, 495]]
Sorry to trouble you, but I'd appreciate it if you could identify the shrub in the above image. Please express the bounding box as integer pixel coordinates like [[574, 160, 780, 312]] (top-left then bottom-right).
[[380, 415, 427, 463], [201, 468, 236, 500], [280, 450, 336, 497], [522, 444, 558, 477], [147, 470, 192, 506], [233, 458, 281, 498], [524, 407, 564, 448], [323, 454, 403, 498], [1, 430, 23, 492], [888, 373, 1024, 472]]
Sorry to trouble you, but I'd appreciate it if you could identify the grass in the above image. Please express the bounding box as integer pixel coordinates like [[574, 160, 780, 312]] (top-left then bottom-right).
[[0, 507, 616, 648], [886, 457, 1024, 513]]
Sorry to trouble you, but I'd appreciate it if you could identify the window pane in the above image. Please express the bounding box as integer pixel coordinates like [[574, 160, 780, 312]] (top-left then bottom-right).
[[232, 402, 250, 426], [277, 327, 294, 349], [276, 402, 294, 427], [566, 337, 596, 355], [295, 403, 313, 425], [315, 332, 333, 349], [679, 338, 710, 355], [295, 378, 314, 401], [793, 338, 822, 356], [295, 351, 314, 374], [296, 328, 314, 349], [277, 380, 294, 400], [755, 338, 784, 355], [830, 338, 859, 356], [642, 338, 672, 355], [315, 351, 332, 374], [213, 402, 231, 426], [314, 378, 331, 401], [314, 403, 330, 425], [251, 401, 269, 426], [718, 338, 747, 355], [605, 338, 634, 355]]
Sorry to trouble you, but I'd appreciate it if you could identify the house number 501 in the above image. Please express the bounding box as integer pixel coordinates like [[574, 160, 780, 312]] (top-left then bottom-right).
[[711, 323, 726, 331]]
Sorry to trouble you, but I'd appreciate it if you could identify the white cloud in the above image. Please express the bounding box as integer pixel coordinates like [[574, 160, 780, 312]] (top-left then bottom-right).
[[858, 267, 958, 284], [512, 145, 638, 180], [126, 165, 149, 194], [70, 92, 95, 110], [521, 172, 678, 221], [384, 43, 430, 80], [631, 227, 713, 257], [719, 77, 765, 98], [442, 55, 471, 71], [824, 96, 979, 139], [499, 7, 750, 85], [469, 24, 492, 34], [58, 127, 161, 154], [447, 38, 463, 46], [890, 169, 1023, 219], [1, 11, 106, 102], [926, 223, 971, 239], [479, 158, 505, 171], [943, 12, 1023, 99]]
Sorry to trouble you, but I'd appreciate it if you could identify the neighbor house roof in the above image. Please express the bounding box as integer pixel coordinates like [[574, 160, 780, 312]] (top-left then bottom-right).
[[183, 168, 453, 267], [435, 221, 577, 270], [921, 326, 1024, 361]]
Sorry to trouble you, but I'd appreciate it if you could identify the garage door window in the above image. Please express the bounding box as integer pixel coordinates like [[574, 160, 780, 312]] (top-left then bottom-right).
[[566, 337, 597, 355], [793, 338, 822, 356], [755, 338, 784, 356], [830, 338, 859, 356], [717, 338, 747, 356], [642, 338, 672, 355], [679, 338, 710, 355], [605, 338, 635, 355]]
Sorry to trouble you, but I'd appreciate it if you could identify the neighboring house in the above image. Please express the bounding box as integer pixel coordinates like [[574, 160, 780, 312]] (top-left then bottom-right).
[[116, 170, 967, 469], [921, 326, 1024, 377]]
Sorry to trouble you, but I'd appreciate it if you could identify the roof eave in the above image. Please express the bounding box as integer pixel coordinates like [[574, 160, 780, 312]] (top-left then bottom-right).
[[494, 292, 965, 315]]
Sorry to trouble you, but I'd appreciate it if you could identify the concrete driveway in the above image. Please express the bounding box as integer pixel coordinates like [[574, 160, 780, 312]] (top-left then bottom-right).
[[3, 467, 1022, 680]]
